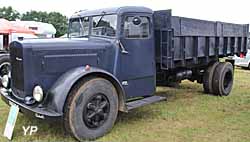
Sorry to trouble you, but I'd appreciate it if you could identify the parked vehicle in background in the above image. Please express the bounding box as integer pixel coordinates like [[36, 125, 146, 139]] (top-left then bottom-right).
[[0, 7, 248, 141], [0, 19, 37, 81], [234, 49, 250, 69]]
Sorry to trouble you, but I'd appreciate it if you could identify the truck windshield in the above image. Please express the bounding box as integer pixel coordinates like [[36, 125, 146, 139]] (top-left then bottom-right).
[[92, 15, 117, 37], [69, 17, 90, 38], [69, 15, 117, 38]]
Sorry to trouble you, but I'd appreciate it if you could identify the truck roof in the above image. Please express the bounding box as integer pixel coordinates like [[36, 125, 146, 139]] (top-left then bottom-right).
[[71, 6, 153, 18]]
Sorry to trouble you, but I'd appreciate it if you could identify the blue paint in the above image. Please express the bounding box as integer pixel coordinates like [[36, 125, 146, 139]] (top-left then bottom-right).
[[7, 6, 248, 110]]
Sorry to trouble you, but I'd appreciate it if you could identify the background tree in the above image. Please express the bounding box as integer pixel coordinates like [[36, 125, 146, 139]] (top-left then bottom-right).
[[0, 6, 20, 20], [21, 11, 48, 22], [21, 11, 68, 37], [47, 12, 68, 37]]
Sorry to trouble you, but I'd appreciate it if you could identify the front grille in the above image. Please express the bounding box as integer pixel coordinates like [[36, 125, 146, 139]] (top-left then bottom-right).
[[10, 43, 24, 91]]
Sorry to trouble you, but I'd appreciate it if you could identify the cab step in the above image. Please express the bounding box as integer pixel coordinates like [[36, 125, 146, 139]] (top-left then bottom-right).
[[126, 96, 166, 111]]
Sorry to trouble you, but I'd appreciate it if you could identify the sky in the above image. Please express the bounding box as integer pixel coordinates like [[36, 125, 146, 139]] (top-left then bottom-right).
[[0, 0, 250, 24]]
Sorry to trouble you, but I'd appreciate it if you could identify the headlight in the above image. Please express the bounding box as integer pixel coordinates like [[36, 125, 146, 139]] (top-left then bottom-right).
[[1, 75, 9, 88], [33, 86, 43, 102]]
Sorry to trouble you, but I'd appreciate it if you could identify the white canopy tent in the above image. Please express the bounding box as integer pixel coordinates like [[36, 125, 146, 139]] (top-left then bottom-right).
[[11, 21, 57, 38], [0, 19, 38, 50]]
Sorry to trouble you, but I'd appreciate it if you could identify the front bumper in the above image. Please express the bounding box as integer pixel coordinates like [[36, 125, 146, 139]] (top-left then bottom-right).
[[0, 88, 62, 120]]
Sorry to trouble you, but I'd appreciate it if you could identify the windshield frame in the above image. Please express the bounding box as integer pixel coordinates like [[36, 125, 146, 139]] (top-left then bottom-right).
[[68, 17, 90, 38], [68, 14, 118, 39]]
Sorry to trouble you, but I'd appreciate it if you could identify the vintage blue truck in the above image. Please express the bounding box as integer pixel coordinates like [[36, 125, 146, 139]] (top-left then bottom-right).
[[0, 6, 248, 141]]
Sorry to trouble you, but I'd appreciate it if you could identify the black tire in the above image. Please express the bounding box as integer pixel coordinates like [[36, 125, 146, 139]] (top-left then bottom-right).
[[203, 62, 219, 94], [248, 63, 250, 70], [0, 54, 10, 76], [0, 54, 11, 88], [64, 77, 118, 141], [212, 62, 234, 96]]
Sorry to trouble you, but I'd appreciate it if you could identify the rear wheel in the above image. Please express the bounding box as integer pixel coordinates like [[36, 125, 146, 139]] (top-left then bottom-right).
[[212, 62, 234, 96], [203, 62, 219, 94], [64, 77, 118, 141]]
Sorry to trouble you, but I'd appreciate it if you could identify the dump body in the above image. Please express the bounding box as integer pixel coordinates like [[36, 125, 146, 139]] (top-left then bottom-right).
[[154, 10, 249, 70]]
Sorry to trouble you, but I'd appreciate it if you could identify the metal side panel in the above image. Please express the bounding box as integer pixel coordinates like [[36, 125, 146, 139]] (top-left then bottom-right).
[[126, 96, 166, 110]]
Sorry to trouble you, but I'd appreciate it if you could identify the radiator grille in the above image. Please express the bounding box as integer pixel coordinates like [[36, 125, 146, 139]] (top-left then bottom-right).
[[10, 45, 24, 92]]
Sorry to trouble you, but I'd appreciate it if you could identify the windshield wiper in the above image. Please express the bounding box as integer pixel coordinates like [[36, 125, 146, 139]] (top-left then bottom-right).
[[79, 18, 85, 33], [96, 12, 106, 27]]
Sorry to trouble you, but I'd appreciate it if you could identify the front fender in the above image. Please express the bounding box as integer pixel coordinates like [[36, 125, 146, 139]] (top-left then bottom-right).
[[43, 66, 127, 115]]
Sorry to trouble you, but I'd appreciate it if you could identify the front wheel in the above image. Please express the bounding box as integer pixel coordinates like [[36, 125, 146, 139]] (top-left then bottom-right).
[[64, 77, 118, 141]]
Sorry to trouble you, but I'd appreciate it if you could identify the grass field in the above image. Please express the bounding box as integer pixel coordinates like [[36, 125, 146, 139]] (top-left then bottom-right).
[[0, 68, 250, 142]]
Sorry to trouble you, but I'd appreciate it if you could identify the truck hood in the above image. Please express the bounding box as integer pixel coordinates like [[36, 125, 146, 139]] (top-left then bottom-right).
[[18, 38, 112, 49], [9, 37, 116, 98]]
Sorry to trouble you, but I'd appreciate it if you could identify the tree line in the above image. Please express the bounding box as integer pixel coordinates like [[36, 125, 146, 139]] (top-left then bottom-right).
[[0, 6, 68, 37]]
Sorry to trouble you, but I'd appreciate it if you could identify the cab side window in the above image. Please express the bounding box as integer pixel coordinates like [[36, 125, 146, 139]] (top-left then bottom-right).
[[124, 16, 150, 38]]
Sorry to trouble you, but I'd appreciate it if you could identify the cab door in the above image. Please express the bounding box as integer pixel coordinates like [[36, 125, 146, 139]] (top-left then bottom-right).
[[119, 14, 155, 98]]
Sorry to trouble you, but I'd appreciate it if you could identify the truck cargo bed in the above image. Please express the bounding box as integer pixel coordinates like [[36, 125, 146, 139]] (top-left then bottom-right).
[[154, 10, 249, 70]]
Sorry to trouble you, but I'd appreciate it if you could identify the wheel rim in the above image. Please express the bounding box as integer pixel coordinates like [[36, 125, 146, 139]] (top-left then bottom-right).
[[83, 93, 110, 129], [223, 70, 233, 92], [0, 62, 10, 77]]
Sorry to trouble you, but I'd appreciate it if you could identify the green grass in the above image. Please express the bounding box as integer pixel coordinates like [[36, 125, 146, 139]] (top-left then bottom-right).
[[1, 68, 250, 142]]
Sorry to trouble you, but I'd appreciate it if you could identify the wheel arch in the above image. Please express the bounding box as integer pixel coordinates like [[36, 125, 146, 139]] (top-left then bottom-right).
[[44, 67, 127, 115], [71, 71, 127, 112]]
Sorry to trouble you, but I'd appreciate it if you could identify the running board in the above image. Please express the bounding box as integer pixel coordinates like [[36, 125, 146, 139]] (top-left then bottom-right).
[[126, 96, 166, 111]]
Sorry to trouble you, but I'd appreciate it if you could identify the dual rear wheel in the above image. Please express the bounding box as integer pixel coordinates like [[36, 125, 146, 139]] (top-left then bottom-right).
[[203, 62, 234, 96]]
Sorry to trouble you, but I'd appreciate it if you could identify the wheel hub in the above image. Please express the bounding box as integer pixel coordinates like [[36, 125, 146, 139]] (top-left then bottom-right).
[[223, 70, 233, 91], [83, 94, 110, 129]]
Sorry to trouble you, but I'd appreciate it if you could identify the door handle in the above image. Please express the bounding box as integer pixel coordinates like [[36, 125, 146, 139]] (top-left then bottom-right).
[[117, 40, 129, 54]]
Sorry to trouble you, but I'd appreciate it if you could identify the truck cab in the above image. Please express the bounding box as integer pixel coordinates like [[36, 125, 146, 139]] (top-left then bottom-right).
[[68, 7, 156, 98]]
